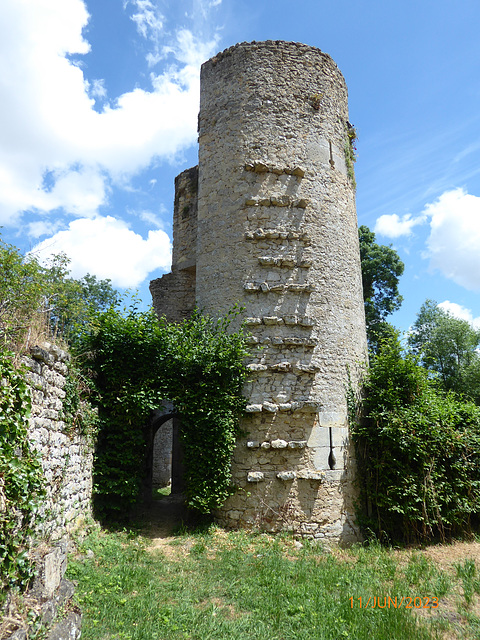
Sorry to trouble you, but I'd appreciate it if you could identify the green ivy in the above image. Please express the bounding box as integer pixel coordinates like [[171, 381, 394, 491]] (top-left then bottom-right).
[[0, 350, 45, 594], [77, 306, 249, 519], [351, 335, 480, 543], [61, 364, 98, 441]]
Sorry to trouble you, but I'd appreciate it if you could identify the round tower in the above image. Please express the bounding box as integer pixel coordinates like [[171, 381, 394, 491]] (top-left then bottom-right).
[[196, 41, 367, 543]]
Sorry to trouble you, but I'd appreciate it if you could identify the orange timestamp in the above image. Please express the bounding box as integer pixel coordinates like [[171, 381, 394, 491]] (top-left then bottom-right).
[[349, 596, 439, 609]]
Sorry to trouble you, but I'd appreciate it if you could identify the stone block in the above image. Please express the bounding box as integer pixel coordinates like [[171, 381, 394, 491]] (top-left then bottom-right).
[[262, 402, 278, 413], [311, 446, 345, 471], [245, 404, 263, 413], [323, 469, 346, 482], [307, 426, 349, 449], [297, 470, 325, 481], [277, 471, 296, 481], [288, 440, 307, 449], [317, 411, 347, 428], [48, 611, 82, 640]]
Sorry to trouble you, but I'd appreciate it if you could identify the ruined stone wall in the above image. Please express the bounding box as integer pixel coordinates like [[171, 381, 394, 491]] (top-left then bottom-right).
[[172, 166, 198, 270], [2, 344, 92, 638], [196, 41, 368, 544], [150, 167, 198, 322], [23, 343, 93, 540], [152, 418, 173, 489]]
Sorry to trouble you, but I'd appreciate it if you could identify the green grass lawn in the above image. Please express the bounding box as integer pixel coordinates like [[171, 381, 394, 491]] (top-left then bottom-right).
[[67, 527, 480, 640]]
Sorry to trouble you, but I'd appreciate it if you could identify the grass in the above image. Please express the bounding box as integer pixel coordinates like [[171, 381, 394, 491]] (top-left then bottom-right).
[[152, 486, 172, 500], [67, 527, 480, 640]]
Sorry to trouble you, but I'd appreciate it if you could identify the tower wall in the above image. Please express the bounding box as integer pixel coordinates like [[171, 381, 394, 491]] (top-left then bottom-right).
[[150, 166, 198, 322], [196, 41, 367, 543]]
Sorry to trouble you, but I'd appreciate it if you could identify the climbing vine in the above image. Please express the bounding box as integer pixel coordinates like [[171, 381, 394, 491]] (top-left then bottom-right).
[[61, 365, 98, 441], [0, 350, 45, 594], [77, 306, 249, 518], [344, 124, 357, 186]]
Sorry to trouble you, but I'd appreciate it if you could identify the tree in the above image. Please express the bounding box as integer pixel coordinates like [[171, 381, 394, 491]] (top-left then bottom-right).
[[351, 332, 480, 543], [408, 299, 480, 402], [0, 235, 119, 350], [358, 225, 404, 351], [0, 236, 45, 349], [42, 253, 119, 344]]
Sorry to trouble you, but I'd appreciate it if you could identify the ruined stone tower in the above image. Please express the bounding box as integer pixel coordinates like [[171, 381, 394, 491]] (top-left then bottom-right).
[[150, 41, 368, 544]]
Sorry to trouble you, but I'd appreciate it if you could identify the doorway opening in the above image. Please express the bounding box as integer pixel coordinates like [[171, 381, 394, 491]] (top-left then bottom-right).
[[145, 405, 185, 504]]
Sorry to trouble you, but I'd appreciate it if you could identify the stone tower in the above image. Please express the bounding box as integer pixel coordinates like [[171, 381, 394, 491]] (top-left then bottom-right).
[[150, 41, 368, 544]]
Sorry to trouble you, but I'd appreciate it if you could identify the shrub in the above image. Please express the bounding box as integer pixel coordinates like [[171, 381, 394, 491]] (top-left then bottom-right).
[[352, 335, 480, 543]]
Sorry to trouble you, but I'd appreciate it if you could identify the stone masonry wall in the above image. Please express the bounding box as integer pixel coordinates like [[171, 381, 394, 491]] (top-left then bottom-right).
[[196, 41, 368, 544], [152, 418, 173, 489], [23, 343, 93, 540], [150, 166, 198, 322], [151, 41, 368, 545]]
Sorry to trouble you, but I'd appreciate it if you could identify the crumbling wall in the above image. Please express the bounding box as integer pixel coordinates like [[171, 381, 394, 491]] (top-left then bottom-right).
[[150, 166, 198, 322], [23, 343, 93, 539], [2, 343, 91, 639]]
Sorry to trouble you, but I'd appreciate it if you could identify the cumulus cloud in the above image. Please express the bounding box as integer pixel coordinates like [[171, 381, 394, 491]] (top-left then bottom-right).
[[424, 188, 480, 291], [30, 216, 172, 288], [374, 213, 425, 238], [0, 0, 217, 226], [438, 301, 480, 330], [375, 187, 480, 292]]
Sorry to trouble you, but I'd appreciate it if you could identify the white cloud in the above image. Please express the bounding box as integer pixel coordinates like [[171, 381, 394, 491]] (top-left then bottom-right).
[[30, 216, 172, 288], [33, 166, 108, 217], [423, 188, 480, 291], [374, 212, 425, 238], [88, 79, 107, 100], [377, 188, 480, 292], [138, 209, 165, 228], [0, 0, 217, 226], [127, 0, 164, 41], [438, 301, 480, 330], [27, 219, 64, 239]]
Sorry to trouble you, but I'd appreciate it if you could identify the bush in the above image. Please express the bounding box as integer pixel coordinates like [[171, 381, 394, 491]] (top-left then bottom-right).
[[352, 335, 480, 543]]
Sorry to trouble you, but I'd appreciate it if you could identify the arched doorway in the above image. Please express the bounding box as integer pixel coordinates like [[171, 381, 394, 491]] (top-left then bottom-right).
[[144, 404, 185, 504]]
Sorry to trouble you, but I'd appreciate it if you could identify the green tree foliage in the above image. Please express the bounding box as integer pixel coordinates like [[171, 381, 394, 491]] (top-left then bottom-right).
[[408, 299, 480, 403], [358, 225, 404, 352], [352, 334, 480, 543], [41, 253, 119, 344], [0, 350, 45, 594], [77, 305, 249, 518], [0, 234, 119, 350], [0, 237, 45, 350]]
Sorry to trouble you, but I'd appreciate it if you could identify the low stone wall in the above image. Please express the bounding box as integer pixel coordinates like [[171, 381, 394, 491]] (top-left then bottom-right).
[[23, 343, 93, 539], [2, 343, 91, 639], [2, 542, 81, 640]]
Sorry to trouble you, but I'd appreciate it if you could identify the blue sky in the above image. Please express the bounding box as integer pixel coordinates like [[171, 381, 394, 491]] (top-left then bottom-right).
[[1, 0, 480, 333]]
